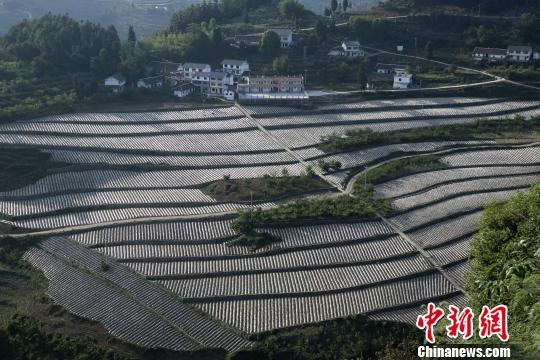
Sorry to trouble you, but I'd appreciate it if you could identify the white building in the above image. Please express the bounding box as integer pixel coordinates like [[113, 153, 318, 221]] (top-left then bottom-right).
[[472, 47, 507, 62], [104, 73, 126, 93], [173, 83, 196, 98], [269, 28, 293, 48], [191, 72, 211, 94], [137, 76, 164, 89], [183, 62, 211, 80], [224, 85, 236, 101], [191, 71, 234, 97], [208, 71, 234, 96], [328, 40, 365, 59], [393, 71, 413, 89], [507, 46, 533, 62], [376, 63, 407, 75], [237, 75, 308, 101], [341, 40, 364, 58], [221, 59, 250, 76]]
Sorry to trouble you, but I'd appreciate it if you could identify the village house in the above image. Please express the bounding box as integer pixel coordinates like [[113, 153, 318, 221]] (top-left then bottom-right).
[[190, 71, 234, 97], [234, 33, 261, 47], [270, 28, 293, 48], [172, 82, 196, 98], [471, 47, 507, 62], [341, 40, 364, 58], [329, 40, 365, 59], [376, 63, 407, 75], [146, 61, 183, 76], [183, 62, 211, 80], [191, 72, 211, 94], [507, 46, 533, 62], [221, 59, 250, 76], [104, 73, 127, 93], [224, 85, 236, 101], [393, 71, 413, 89], [137, 76, 164, 89], [208, 71, 234, 96], [237, 75, 308, 101]]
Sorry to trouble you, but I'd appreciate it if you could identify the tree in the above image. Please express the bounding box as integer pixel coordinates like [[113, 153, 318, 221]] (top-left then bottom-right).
[[516, 12, 540, 45], [469, 184, 540, 355], [343, 0, 349, 12], [315, 19, 327, 42], [425, 40, 433, 59], [331, 0, 338, 13], [211, 27, 223, 47], [324, 7, 331, 16], [337, 62, 350, 81], [260, 30, 281, 55], [279, 0, 304, 21], [306, 34, 319, 55], [357, 62, 367, 89], [128, 25, 137, 45], [273, 55, 289, 73]]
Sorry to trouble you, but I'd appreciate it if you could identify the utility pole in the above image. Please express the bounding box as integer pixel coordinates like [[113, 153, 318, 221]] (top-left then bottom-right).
[[250, 190, 254, 225], [364, 165, 368, 189]]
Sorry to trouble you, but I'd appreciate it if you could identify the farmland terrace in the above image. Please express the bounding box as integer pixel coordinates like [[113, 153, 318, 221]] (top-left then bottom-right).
[[2, 97, 540, 352]]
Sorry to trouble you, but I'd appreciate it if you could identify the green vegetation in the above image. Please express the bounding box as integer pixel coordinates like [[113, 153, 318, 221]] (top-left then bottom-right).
[[384, 0, 537, 15], [232, 314, 422, 360], [235, 185, 388, 225], [0, 148, 65, 192], [362, 155, 447, 185], [0, 314, 124, 360], [203, 172, 330, 202], [319, 116, 540, 154], [0, 13, 150, 122], [317, 159, 342, 172], [468, 184, 540, 357], [228, 230, 282, 251]]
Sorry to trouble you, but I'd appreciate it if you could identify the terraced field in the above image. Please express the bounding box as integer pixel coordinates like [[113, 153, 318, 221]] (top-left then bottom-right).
[[374, 145, 540, 297], [2, 98, 538, 352], [64, 217, 461, 336]]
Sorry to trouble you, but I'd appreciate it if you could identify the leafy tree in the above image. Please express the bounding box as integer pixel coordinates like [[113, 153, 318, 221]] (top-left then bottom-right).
[[343, 0, 349, 12], [337, 62, 350, 81], [357, 62, 367, 89], [331, 0, 338, 13], [315, 19, 327, 42], [306, 34, 319, 55], [272, 55, 289, 73], [260, 30, 281, 56], [516, 12, 540, 45], [425, 40, 433, 59], [2, 14, 121, 76], [278, 0, 304, 21], [128, 25, 137, 46], [469, 185, 540, 356]]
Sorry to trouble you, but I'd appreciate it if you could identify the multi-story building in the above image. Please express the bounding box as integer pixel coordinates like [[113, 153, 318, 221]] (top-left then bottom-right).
[[183, 62, 211, 80], [341, 40, 364, 58], [269, 28, 293, 48], [208, 71, 234, 96], [221, 59, 250, 76], [191, 71, 234, 96], [237, 75, 307, 101], [507, 46, 533, 62]]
